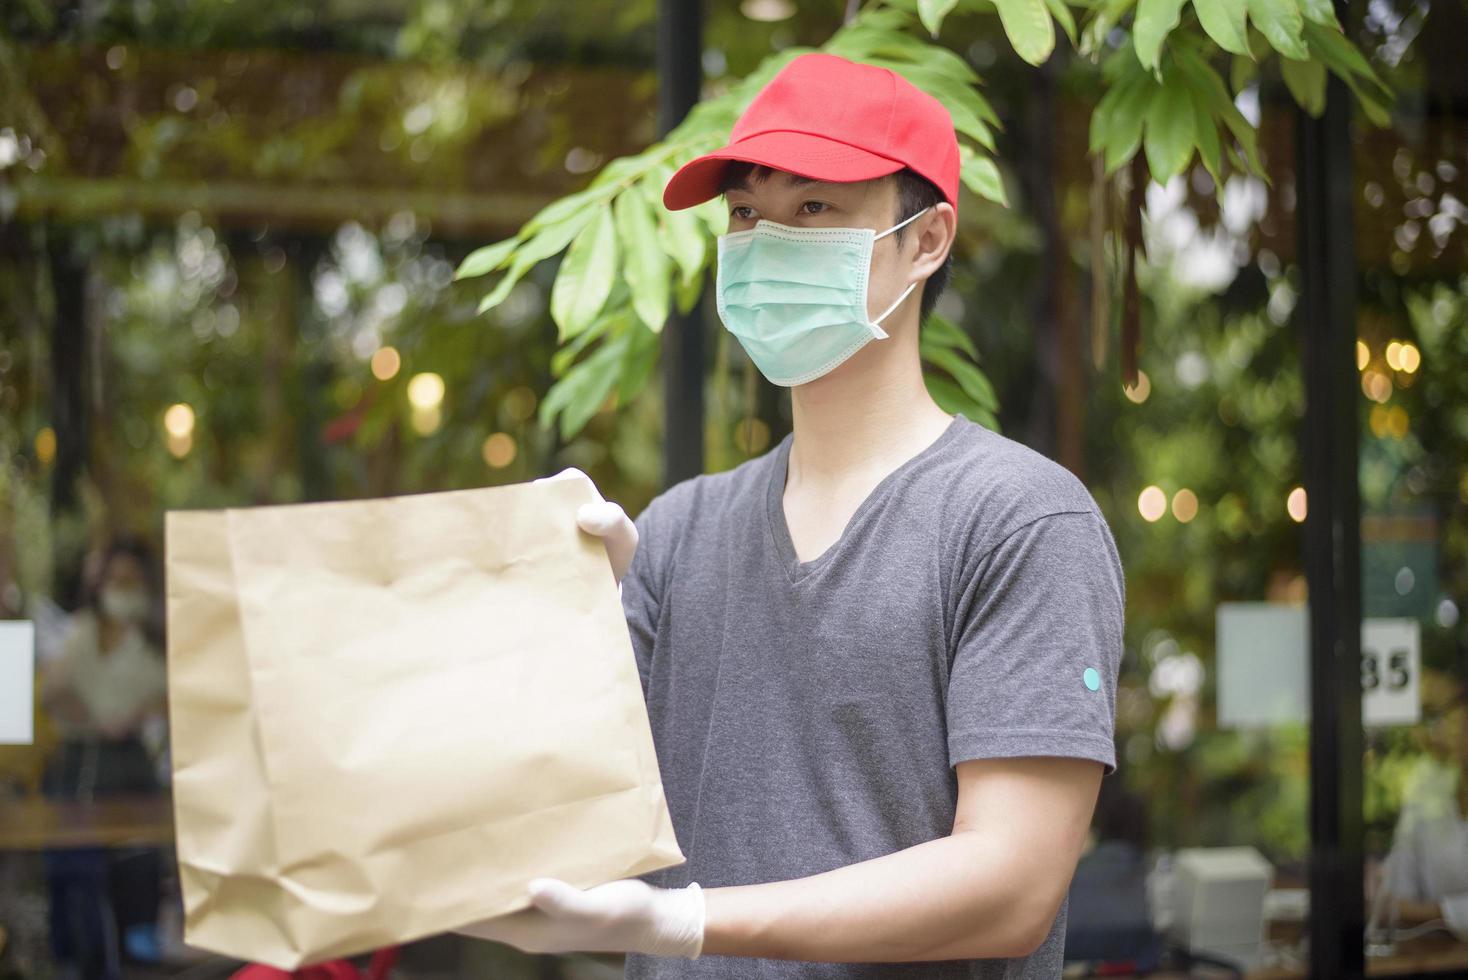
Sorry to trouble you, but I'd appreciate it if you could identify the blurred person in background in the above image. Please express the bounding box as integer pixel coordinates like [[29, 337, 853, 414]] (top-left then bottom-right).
[[39, 536, 168, 979]]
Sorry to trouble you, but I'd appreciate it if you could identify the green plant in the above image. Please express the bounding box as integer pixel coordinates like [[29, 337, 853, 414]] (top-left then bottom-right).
[[457, 0, 1391, 441]]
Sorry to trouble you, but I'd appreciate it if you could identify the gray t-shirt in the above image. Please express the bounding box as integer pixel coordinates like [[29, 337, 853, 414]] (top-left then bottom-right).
[[621, 413, 1125, 980]]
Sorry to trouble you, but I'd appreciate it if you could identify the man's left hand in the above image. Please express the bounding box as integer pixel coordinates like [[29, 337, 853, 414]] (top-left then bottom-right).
[[455, 878, 705, 958]]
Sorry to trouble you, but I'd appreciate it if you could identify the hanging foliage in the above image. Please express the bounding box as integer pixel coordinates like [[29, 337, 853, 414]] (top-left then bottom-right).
[[457, 0, 1392, 438]]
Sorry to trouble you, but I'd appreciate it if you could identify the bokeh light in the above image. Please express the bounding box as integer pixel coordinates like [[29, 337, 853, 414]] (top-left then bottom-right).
[[407, 372, 444, 410], [481, 432, 517, 468], [1361, 370, 1392, 403], [1399, 342, 1421, 373], [502, 386, 537, 423], [1123, 370, 1152, 404], [1287, 486, 1308, 523], [1138, 485, 1167, 522], [371, 346, 402, 381], [34, 426, 55, 465], [1171, 488, 1199, 523], [164, 403, 195, 438], [411, 405, 442, 435]]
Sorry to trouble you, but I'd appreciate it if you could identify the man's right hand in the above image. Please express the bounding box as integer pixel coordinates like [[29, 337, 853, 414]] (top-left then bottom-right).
[[537, 468, 638, 585], [576, 498, 637, 585]]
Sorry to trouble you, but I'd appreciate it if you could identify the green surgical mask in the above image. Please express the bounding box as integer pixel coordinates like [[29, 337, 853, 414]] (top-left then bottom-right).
[[715, 206, 930, 386]]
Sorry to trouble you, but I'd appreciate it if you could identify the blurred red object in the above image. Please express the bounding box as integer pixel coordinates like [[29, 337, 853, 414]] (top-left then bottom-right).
[[230, 946, 399, 980]]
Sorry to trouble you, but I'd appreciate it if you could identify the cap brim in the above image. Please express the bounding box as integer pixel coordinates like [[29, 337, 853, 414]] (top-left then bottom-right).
[[661, 131, 905, 211]]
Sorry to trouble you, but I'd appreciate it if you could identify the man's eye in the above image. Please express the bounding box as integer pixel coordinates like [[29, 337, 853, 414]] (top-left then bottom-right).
[[730, 205, 754, 219], [800, 201, 828, 214]]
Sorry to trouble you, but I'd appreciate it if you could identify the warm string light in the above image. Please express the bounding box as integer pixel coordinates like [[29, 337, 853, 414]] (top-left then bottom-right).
[[164, 403, 195, 457], [408, 372, 444, 435], [1139, 486, 1201, 523], [1287, 486, 1307, 523], [482, 432, 517, 468], [371, 346, 401, 381]]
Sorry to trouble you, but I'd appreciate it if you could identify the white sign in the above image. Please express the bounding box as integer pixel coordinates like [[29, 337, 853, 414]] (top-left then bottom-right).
[[1361, 618, 1420, 727], [0, 620, 34, 745], [1217, 603, 1308, 728], [1215, 603, 1422, 729]]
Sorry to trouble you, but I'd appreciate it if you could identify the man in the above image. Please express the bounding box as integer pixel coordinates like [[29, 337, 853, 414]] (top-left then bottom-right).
[[460, 52, 1126, 979]]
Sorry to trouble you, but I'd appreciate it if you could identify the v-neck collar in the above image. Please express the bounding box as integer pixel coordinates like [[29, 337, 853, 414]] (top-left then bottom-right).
[[765, 413, 966, 585]]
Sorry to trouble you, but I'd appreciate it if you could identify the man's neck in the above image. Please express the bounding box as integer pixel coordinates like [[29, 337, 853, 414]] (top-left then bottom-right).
[[785, 312, 955, 486]]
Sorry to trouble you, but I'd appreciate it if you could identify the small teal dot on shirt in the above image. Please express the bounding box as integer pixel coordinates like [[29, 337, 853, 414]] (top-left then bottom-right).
[[1083, 668, 1100, 691]]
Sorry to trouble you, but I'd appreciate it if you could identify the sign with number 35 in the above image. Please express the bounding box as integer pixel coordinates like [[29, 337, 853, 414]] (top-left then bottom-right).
[[1362, 618, 1420, 728]]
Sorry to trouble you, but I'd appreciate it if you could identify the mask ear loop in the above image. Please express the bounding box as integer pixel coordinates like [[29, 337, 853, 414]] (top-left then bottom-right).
[[867, 205, 932, 337], [868, 280, 919, 338], [873, 204, 932, 241]]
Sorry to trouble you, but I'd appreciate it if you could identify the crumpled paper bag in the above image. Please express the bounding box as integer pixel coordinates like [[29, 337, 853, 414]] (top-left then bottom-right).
[[165, 473, 683, 968]]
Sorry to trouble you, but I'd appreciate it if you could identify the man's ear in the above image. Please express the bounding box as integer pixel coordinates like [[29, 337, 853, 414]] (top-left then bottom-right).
[[911, 202, 957, 281]]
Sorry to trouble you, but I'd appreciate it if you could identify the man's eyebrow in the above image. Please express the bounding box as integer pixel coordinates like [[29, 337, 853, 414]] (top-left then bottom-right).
[[721, 171, 825, 195]]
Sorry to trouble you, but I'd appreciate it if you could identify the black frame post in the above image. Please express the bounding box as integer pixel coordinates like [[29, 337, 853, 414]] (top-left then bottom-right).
[[1295, 3, 1365, 976], [657, 0, 705, 487]]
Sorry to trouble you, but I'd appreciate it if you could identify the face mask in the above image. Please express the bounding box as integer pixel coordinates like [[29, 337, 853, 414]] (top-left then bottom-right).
[[715, 206, 930, 386], [100, 587, 149, 624]]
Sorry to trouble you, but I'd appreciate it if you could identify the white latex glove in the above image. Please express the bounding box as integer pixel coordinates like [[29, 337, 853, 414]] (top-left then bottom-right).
[[536, 468, 639, 585], [455, 877, 705, 958]]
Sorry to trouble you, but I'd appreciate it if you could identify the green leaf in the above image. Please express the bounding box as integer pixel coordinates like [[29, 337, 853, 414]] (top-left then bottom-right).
[[657, 201, 708, 289], [549, 205, 618, 340], [542, 334, 626, 439], [1246, 0, 1307, 59], [552, 307, 627, 377], [923, 312, 979, 359], [1081, 0, 1138, 56], [1193, 0, 1250, 56], [693, 196, 729, 238], [522, 184, 615, 235], [1301, 19, 1377, 80], [959, 148, 1008, 205], [476, 265, 521, 315], [920, 342, 1000, 411], [1296, 0, 1339, 27], [1045, 0, 1078, 47], [924, 374, 1001, 430], [614, 184, 671, 333], [994, 0, 1056, 66], [1172, 46, 1266, 175], [617, 323, 661, 403], [825, 25, 981, 85], [1133, 0, 1186, 71], [917, 0, 960, 37], [476, 208, 595, 316], [1143, 74, 1197, 180], [1303, 20, 1393, 126], [1280, 55, 1326, 116], [455, 237, 517, 280], [523, 208, 598, 267], [1230, 51, 1259, 92], [1092, 68, 1158, 174], [1188, 85, 1224, 186], [674, 267, 704, 315]]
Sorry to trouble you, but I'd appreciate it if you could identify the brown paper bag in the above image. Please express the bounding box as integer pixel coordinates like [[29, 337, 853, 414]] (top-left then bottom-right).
[[164, 473, 683, 968]]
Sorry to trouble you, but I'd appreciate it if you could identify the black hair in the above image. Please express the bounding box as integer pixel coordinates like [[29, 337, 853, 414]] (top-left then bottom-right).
[[714, 162, 952, 324]]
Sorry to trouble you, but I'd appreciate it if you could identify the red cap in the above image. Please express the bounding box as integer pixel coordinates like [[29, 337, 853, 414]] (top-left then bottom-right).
[[662, 53, 960, 212]]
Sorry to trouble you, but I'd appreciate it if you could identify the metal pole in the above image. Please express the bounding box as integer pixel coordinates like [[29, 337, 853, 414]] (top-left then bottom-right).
[[1295, 3, 1365, 975], [657, 0, 705, 487]]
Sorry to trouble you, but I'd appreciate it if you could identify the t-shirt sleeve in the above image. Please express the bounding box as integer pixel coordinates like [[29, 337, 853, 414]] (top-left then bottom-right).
[[946, 508, 1125, 776]]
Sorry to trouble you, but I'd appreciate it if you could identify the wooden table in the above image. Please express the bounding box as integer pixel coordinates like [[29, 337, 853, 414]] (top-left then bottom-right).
[[0, 794, 174, 850], [1097, 919, 1468, 978], [1243, 932, 1468, 978]]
